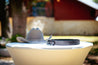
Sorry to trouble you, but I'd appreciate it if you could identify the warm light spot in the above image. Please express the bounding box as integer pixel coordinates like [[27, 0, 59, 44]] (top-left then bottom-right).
[[57, 0, 60, 2]]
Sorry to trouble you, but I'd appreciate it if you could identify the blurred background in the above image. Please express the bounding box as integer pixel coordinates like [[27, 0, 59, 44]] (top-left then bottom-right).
[[0, 0, 98, 65]]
